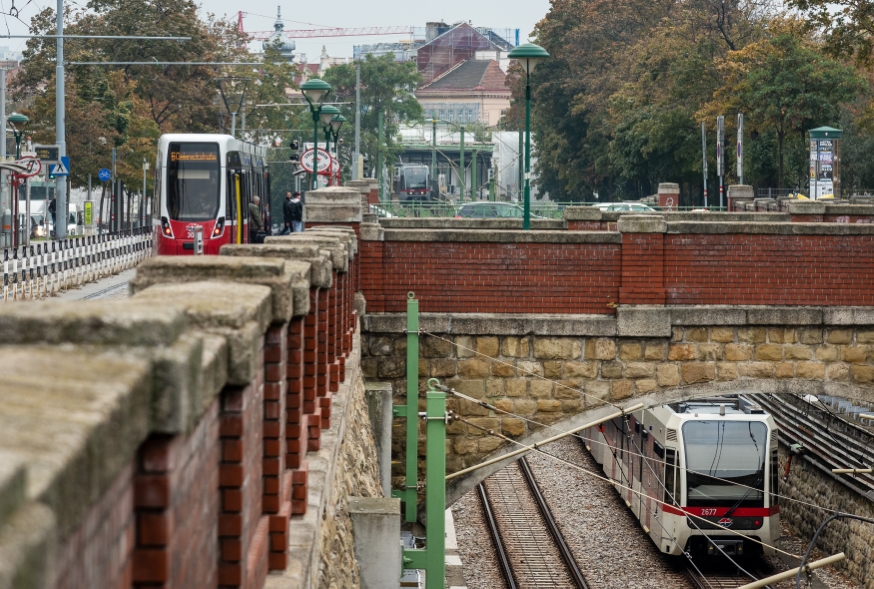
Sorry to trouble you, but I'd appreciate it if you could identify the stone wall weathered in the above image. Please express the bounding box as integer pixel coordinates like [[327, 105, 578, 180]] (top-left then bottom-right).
[[361, 311, 874, 492], [778, 443, 874, 589], [0, 214, 382, 589]]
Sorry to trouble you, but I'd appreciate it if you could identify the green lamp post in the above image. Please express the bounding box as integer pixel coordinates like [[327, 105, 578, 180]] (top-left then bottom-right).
[[319, 104, 341, 151], [300, 78, 332, 190], [8, 112, 29, 159], [507, 42, 549, 230], [329, 114, 346, 186]]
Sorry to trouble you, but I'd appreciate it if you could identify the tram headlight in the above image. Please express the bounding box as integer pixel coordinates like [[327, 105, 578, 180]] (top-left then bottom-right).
[[213, 216, 225, 237], [161, 216, 174, 237]]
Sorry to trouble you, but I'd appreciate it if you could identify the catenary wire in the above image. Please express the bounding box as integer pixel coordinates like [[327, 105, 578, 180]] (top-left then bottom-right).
[[446, 386, 844, 517], [455, 413, 801, 560]]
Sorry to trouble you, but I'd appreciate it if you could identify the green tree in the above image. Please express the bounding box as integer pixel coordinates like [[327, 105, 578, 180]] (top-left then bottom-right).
[[322, 53, 422, 174], [706, 19, 864, 186]]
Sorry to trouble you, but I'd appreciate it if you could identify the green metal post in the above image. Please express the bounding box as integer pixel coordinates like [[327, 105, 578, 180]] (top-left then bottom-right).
[[518, 128, 524, 202], [524, 82, 531, 230], [311, 107, 320, 190], [377, 111, 384, 202], [431, 118, 437, 198], [490, 172, 496, 201], [459, 125, 465, 201], [401, 378, 446, 589], [471, 148, 478, 200], [391, 292, 419, 522]]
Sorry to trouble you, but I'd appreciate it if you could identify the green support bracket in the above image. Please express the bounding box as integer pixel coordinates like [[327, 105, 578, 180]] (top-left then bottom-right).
[[393, 404, 408, 418]]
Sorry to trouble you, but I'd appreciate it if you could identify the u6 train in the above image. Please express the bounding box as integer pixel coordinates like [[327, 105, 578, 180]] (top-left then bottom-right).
[[152, 134, 270, 255], [583, 396, 779, 558]]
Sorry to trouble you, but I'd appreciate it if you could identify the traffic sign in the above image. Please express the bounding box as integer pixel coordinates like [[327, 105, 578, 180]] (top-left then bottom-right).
[[98, 168, 111, 182], [299, 148, 331, 174], [15, 156, 42, 178], [50, 156, 70, 177]]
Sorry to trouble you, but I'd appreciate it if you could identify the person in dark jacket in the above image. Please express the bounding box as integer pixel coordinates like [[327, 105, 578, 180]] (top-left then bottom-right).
[[248, 195, 264, 243], [281, 191, 293, 234], [288, 192, 303, 232]]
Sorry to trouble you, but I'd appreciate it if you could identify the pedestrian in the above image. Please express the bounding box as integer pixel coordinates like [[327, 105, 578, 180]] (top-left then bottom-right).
[[48, 196, 57, 229], [289, 192, 304, 233], [248, 195, 265, 243], [281, 191, 293, 235]]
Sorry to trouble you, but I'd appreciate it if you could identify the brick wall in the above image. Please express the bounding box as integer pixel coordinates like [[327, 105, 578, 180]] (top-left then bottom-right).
[[360, 224, 874, 312], [361, 240, 622, 314]]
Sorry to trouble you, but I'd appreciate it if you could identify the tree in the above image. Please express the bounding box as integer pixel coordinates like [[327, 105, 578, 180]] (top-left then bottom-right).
[[790, 0, 874, 66], [705, 19, 864, 186], [322, 53, 422, 175]]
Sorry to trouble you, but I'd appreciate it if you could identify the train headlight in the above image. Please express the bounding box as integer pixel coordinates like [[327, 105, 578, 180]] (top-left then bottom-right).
[[161, 216, 174, 237], [213, 216, 225, 237]]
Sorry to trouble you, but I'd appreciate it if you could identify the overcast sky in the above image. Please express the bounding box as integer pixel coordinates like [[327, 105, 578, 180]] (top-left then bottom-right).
[[0, 0, 552, 63]]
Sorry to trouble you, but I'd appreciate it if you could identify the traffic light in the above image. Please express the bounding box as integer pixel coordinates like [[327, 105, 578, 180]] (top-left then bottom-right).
[[289, 140, 299, 151], [289, 139, 300, 162]]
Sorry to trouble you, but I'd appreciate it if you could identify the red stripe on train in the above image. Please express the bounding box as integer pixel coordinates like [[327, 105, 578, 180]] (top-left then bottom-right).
[[661, 505, 779, 517]]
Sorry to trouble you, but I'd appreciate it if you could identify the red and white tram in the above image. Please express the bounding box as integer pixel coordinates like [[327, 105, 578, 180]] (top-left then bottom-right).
[[584, 396, 779, 558], [152, 134, 270, 255]]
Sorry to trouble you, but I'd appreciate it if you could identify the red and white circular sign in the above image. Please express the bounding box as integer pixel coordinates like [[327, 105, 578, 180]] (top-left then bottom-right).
[[16, 156, 42, 178], [299, 148, 332, 174]]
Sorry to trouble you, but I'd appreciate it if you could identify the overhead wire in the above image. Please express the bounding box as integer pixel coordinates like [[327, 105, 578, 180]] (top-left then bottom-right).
[[454, 411, 800, 560]]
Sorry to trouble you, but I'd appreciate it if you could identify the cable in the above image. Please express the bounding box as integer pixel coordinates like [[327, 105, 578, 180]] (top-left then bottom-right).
[[455, 412, 800, 560], [447, 386, 843, 517], [422, 330, 624, 411]]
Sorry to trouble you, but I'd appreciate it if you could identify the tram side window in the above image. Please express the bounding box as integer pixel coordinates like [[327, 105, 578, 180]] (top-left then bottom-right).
[[167, 143, 220, 221], [663, 448, 677, 504], [226, 171, 237, 222]]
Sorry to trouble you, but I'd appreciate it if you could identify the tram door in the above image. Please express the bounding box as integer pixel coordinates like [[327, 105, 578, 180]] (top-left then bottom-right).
[[227, 171, 244, 244]]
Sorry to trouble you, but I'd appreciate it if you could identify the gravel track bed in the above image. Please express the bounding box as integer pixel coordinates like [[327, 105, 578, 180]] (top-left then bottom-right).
[[525, 437, 689, 588], [451, 436, 858, 589], [452, 483, 509, 589]]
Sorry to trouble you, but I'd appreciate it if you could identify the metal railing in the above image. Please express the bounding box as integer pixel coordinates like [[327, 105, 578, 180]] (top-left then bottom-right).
[[2, 228, 152, 302], [370, 201, 730, 219]]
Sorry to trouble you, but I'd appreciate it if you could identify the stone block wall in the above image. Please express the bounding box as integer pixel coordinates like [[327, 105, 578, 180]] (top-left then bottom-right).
[[0, 218, 381, 589], [361, 311, 874, 484], [778, 443, 874, 589]]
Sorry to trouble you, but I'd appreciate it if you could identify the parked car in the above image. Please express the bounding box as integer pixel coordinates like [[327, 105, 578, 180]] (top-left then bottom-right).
[[455, 201, 545, 219], [590, 202, 657, 212]]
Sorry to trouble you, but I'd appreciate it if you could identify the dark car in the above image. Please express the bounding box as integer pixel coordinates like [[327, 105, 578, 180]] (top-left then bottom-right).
[[455, 201, 544, 219]]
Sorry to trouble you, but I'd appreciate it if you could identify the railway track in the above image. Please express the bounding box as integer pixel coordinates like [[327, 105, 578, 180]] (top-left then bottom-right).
[[682, 560, 772, 589], [478, 457, 589, 589]]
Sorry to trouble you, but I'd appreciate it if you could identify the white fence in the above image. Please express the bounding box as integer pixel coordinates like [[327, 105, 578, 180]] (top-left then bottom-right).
[[2, 230, 152, 301]]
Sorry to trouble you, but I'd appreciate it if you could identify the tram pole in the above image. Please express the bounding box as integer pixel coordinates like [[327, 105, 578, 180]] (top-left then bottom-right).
[[55, 0, 67, 239]]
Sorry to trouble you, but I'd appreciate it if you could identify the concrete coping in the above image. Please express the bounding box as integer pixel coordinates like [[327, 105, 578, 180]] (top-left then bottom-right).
[[363, 306, 874, 337], [563, 206, 602, 221], [378, 218, 565, 230], [360, 222, 384, 242], [265, 235, 349, 272], [665, 221, 874, 235], [822, 203, 874, 215], [130, 256, 296, 323], [220, 243, 332, 289], [617, 214, 667, 234], [0, 451, 26, 529], [658, 183, 680, 194], [726, 184, 754, 199], [787, 200, 827, 215], [379, 229, 622, 244], [563, 207, 789, 224], [0, 300, 188, 346], [303, 187, 363, 223], [306, 227, 359, 255]]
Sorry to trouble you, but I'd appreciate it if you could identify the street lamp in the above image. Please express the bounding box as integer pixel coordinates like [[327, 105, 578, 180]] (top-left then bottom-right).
[[8, 112, 28, 158], [300, 78, 332, 190], [328, 114, 345, 186], [319, 104, 341, 149], [507, 42, 549, 230]]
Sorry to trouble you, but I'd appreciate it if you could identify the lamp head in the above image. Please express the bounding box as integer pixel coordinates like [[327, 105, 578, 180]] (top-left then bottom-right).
[[319, 104, 340, 126], [8, 112, 28, 127], [300, 78, 332, 107], [507, 43, 550, 76], [330, 114, 346, 133]]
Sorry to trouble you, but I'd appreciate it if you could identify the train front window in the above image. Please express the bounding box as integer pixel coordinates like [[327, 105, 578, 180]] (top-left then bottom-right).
[[404, 168, 428, 189], [167, 143, 220, 221], [682, 420, 767, 507]]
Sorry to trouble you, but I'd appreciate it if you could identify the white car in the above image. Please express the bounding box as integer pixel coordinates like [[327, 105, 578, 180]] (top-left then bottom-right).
[[591, 202, 657, 212]]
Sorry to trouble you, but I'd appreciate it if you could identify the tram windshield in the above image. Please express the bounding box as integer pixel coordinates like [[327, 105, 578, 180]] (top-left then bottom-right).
[[682, 420, 767, 507], [402, 167, 428, 190], [167, 143, 221, 221]]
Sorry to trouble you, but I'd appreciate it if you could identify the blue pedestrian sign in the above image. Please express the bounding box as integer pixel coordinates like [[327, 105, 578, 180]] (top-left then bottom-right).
[[49, 156, 70, 177], [98, 168, 111, 182]]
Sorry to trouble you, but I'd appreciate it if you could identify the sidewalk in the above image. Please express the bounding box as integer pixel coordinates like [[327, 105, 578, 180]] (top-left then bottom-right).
[[53, 268, 135, 301]]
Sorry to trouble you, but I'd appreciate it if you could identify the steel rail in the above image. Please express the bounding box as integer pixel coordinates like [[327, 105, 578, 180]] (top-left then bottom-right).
[[477, 483, 517, 589], [518, 457, 590, 589]]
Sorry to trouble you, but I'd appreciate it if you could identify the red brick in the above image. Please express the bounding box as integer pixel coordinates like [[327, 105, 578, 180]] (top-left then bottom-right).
[[263, 494, 280, 513], [219, 514, 242, 537], [263, 458, 281, 476], [132, 548, 169, 583], [219, 464, 244, 488], [218, 563, 242, 585], [220, 414, 243, 437], [264, 382, 283, 400], [263, 420, 281, 439], [223, 439, 243, 462], [139, 435, 176, 473], [137, 512, 172, 546], [270, 531, 287, 551], [291, 499, 307, 515], [223, 488, 243, 512], [221, 537, 243, 561], [133, 475, 169, 508], [264, 439, 282, 457]]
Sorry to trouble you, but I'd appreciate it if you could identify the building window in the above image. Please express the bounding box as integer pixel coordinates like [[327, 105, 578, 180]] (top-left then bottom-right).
[[467, 108, 474, 122]]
